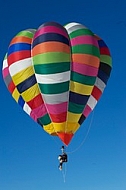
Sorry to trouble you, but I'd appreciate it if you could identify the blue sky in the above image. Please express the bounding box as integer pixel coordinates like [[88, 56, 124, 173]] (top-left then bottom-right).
[[0, 0, 126, 189]]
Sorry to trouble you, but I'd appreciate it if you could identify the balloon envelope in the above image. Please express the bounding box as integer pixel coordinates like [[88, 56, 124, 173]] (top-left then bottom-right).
[[2, 22, 112, 146]]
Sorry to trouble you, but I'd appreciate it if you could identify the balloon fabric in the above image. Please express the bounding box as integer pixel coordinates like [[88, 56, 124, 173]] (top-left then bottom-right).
[[2, 22, 112, 146]]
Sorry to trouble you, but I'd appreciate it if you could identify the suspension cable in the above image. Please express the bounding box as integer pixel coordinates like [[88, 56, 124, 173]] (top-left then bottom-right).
[[62, 163, 67, 183], [66, 111, 95, 154]]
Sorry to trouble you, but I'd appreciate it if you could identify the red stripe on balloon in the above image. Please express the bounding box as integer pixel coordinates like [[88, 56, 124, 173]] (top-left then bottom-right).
[[8, 81, 15, 93], [100, 47, 110, 56], [7, 50, 31, 66], [91, 86, 102, 100], [50, 112, 67, 123], [27, 94, 44, 109]]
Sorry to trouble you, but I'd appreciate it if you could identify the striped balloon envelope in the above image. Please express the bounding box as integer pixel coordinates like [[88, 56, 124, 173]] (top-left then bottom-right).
[[2, 22, 112, 146]]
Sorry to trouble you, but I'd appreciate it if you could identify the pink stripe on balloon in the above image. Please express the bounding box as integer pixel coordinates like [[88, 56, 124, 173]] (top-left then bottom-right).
[[30, 104, 47, 121], [71, 35, 98, 47], [72, 62, 98, 76], [83, 105, 92, 118], [46, 102, 68, 114], [34, 26, 68, 39], [2, 68, 9, 78]]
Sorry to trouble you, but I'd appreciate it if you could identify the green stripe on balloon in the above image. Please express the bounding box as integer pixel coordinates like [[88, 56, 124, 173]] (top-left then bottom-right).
[[68, 102, 84, 114], [33, 52, 70, 65], [38, 114, 51, 125], [16, 31, 35, 38], [34, 62, 70, 75], [72, 44, 100, 57], [100, 55, 112, 66], [70, 28, 93, 38], [38, 81, 69, 94], [71, 72, 96, 85]]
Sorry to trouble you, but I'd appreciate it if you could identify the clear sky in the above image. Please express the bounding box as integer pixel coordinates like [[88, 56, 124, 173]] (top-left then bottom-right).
[[0, 0, 126, 189]]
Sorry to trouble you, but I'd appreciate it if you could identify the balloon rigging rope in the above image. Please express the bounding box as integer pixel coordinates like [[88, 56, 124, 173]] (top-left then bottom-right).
[[50, 110, 95, 152], [50, 110, 94, 182], [62, 163, 67, 183], [66, 110, 95, 154], [60, 111, 94, 182], [50, 135, 59, 147]]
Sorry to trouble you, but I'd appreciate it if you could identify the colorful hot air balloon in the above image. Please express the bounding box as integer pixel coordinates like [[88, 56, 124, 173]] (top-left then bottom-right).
[[2, 22, 112, 146]]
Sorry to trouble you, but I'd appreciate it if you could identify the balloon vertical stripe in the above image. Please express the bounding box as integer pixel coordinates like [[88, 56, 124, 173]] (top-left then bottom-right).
[[81, 35, 112, 123], [32, 22, 71, 138], [64, 22, 100, 135], [5, 30, 54, 128]]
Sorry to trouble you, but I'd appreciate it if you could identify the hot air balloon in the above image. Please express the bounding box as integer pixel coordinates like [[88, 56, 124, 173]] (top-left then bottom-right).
[[2, 22, 112, 146]]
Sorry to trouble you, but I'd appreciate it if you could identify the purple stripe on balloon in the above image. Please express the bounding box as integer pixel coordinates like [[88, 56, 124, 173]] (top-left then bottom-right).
[[30, 104, 47, 121], [34, 26, 68, 40], [72, 62, 98, 76], [46, 102, 68, 114], [71, 35, 98, 47], [83, 105, 92, 118], [2, 68, 9, 78]]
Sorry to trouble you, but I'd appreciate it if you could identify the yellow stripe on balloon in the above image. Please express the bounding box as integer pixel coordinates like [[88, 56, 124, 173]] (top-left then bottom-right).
[[70, 81, 93, 95], [67, 112, 81, 122], [44, 122, 80, 134], [52, 122, 66, 132], [66, 122, 80, 133], [21, 83, 40, 102], [12, 88, 20, 102], [12, 66, 34, 85], [43, 123, 56, 134]]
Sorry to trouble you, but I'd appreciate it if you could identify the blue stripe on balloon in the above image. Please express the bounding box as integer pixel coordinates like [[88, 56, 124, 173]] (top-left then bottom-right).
[[69, 91, 89, 105], [32, 33, 69, 48], [17, 74, 36, 93], [98, 40, 107, 48], [8, 43, 31, 55], [100, 62, 112, 76], [98, 69, 109, 84], [78, 114, 86, 125], [18, 96, 25, 108]]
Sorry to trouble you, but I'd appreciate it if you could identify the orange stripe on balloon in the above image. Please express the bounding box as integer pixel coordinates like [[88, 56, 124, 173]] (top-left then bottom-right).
[[72, 54, 100, 68], [32, 41, 70, 55], [10, 36, 32, 45], [94, 35, 101, 40]]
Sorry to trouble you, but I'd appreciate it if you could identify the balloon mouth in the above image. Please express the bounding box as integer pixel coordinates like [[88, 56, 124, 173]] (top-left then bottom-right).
[[57, 132, 74, 146]]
